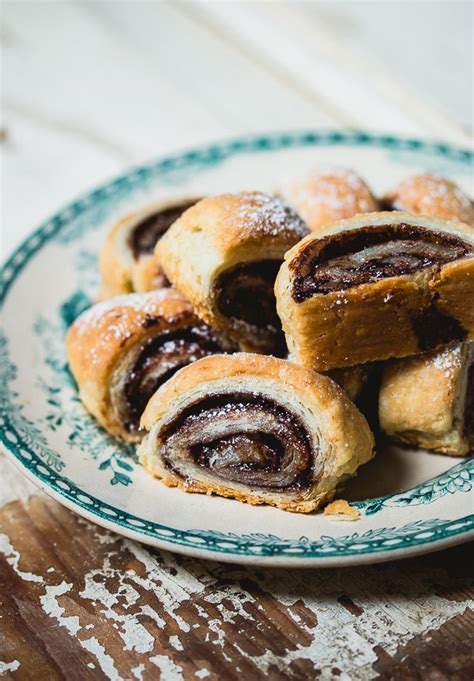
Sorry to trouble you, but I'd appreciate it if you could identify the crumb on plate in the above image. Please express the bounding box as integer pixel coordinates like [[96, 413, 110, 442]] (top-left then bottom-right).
[[323, 499, 360, 520]]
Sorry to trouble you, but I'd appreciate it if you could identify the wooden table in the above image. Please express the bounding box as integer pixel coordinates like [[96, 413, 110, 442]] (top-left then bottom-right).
[[1, 3, 473, 679], [1, 454, 473, 680]]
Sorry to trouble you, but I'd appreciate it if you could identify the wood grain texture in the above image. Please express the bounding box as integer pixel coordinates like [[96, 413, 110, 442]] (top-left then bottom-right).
[[0, 456, 473, 680], [188, 0, 472, 143], [2, 1, 471, 257], [302, 0, 474, 136]]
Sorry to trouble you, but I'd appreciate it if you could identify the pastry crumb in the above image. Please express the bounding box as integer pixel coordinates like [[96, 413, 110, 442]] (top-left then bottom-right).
[[324, 499, 360, 520]]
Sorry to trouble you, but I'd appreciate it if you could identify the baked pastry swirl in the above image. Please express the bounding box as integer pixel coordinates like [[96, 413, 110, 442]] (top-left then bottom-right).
[[283, 167, 379, 233], [382, 173, 474, 226], [378, 174, 473, 455], [66, 290, 236, 442], [155, 192, 309, 355], [99, 197, 200, 299], [138, 354, 374, 512], [275, 212, 474, 370], [379, 343, 473, 456]]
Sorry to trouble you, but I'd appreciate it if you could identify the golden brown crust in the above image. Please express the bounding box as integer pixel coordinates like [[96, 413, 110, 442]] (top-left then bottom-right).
[[379, 343, 473, 456], [138, 353, 375, 513], [147, 472, 340, 514], [430, 257, 474, 335], [323, 499, 360, 520], [158, 192, 308, 259], [98, 197, 199, 300], [376, 177, 473, 456], [283, 167, 379, 233], [155, 192, 308, 351], [131, 255, 169, 293], [66, 289, 198, 442], [141, 353, 348, 427], [275, 212, 474, 370], [99, 213, 135, 299], [384, 173, 474, 226]]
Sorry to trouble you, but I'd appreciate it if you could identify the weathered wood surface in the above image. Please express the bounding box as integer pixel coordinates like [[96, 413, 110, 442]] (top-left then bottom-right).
[[0, 456, 472, 680]]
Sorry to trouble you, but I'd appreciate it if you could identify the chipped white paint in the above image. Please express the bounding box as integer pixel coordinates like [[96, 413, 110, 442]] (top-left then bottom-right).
[[204, 587, 255, 623], [79, 558, 155, 653], [125, 541, 206, 601], [0, 533, 44, 583], [131, 663, 145, 680], [73, 540, 212, 658], [2, 503, 472, 680], [138, 603, 166, 630], [0, 660, 20, 673], [238, 567, 474, 679], [40, 581, 82, 635], [123, 540, 206, 633], [76, 516, 117, 545], [34, 564, 125, 678], [169, 635, 184, 651], [81, 637, 122, 681], [205, 619, 226, 648], [150, 655, 184, 680]]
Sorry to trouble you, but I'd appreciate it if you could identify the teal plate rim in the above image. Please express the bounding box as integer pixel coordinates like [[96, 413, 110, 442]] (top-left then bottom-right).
[[1, 129, 473, 562]]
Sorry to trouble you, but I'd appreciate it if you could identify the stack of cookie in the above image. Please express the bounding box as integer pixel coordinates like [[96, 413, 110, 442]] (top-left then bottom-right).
[[280, 169, 474, 458], [66, 171, 473, 513]]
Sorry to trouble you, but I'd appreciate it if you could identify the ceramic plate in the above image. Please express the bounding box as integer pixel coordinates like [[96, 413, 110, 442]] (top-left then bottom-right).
[[1, 130, 473, 567]]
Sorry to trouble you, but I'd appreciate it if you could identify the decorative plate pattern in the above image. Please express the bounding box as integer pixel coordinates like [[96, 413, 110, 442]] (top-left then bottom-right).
[[1, 130, 473, 566]]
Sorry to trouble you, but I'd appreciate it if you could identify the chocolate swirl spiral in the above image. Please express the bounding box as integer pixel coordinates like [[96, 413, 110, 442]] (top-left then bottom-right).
[[158, 393, 314, 491], [291, 224, 471, 302], [122, 325, 234, 433], [130, 199, 199, 259], [215, 260, 286, 355]]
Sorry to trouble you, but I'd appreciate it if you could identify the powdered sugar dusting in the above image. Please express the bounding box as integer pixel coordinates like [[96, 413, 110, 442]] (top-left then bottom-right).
[[302, 166, 366, 187], [233, 191, 308, 238], [283, 167, 378, 229], [74, 290, 182, 335], [432, 344, 462, 378], [387, 173, 474, 226], [69, 290, 190, 367]]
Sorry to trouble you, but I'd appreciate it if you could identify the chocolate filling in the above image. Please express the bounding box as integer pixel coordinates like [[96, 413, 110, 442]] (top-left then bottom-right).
[[215, 260, 286, 355], [160, 393, 314, 490], [123, 325, 229, 431], [411, 301, 467, 351], [291, 224, 471, 301], [130, 199, 198, 259], [379, 198, 396, 212]]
